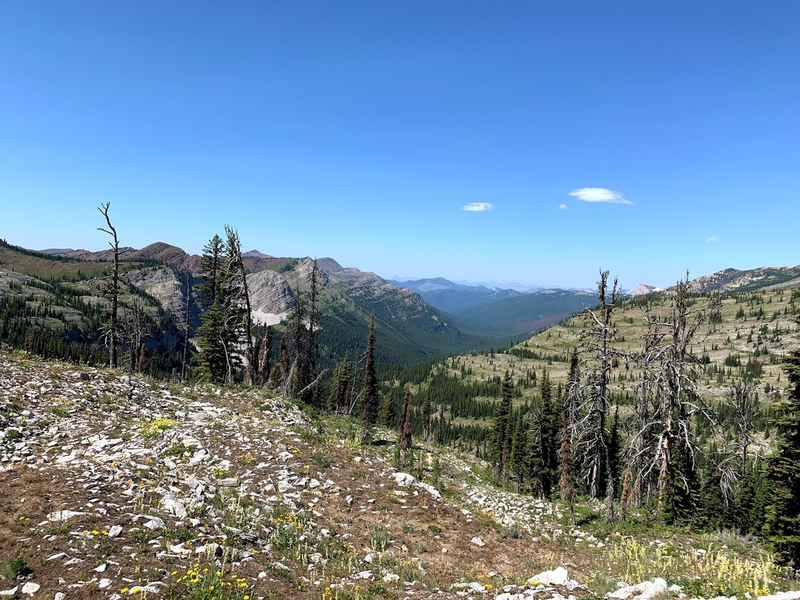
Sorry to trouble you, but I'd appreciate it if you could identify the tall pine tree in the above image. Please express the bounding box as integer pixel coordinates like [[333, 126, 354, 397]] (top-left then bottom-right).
[[362, 312, 379, 423], [490, 370, 514, 486]]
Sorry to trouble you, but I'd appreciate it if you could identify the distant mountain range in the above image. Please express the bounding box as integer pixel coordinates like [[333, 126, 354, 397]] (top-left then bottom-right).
[[387, 277, 524, 312], [391, 276, 543, 293]]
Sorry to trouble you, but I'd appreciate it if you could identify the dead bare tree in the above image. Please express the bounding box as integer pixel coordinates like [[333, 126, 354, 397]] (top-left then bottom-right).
[[625, 275, 721, 521], [180, 269, 192, 382], [577, 270, 621, 520], [717, 380, 762, 505], [97, 203, 120, 369]]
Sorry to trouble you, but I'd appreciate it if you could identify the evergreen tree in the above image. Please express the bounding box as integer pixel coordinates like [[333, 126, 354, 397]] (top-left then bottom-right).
[[328, 351, 353, 413], [560, 348, 580, 524], [224, 226, 254, 383], [762, 344, 800, 565], [195, 232, 246, 384], [284, 289, 308, 396], [195, 302, 227, 383], [378, 387, 398, 428], [197, 235, 225, 309], [399, 385, 413, 468], [362, 312, 379, 423], [509, 408, 530, 492], [420, 391, 433, 442], [490, 370, 514, 486]]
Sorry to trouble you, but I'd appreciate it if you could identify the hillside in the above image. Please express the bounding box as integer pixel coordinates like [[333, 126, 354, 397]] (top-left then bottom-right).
[[686, 265, 800, 294], [0, 240, 484, 369], [448, 289, 595, 337], [0, 242, 188, 372], [394, 285, 800, 464], [449, 286, 799, 408], [1, 350, 795, 599]]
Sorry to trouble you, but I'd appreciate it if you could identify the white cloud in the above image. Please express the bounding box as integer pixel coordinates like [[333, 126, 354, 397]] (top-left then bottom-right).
[[706, 236, 720, 243], [462, 202, 494, 212], [569, 187, 633, 205], [559, 203, 568, 210]]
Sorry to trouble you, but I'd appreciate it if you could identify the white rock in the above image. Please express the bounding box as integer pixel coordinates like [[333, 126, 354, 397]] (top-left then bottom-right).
[[142, 516, 166, 530], [98, 579, 112, 589], [393, 472, 416, 487], [383, 573, 400, 583], [108, 525, 123, 538], [528, 567, 577, 588], [471, 536, 486, 548], [21, 582, 40, 595], [46, 552, 68, 561], [607, 578, 668, 600], [47, 510, 86, 521], [161, 494, 188, 518], [757, 592, 800, 600], [54, 594, 66, 600], [418, 481, 442, 500], [95, 563, 107, 572], [0, 588, 18, 597], [356, 570, 373, 580]]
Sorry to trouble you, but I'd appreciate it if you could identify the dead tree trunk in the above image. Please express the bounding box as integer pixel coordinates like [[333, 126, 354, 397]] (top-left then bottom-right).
[[97, 203, 120, 369]]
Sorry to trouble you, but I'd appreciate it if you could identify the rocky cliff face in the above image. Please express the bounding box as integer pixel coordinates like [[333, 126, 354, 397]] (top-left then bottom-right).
[[122, 266, 198, 330], [246, 269, 295, 326]]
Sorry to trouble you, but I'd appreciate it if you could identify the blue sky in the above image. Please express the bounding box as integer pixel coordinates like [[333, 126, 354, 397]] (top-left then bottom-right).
[[1, 1, 798, 289]]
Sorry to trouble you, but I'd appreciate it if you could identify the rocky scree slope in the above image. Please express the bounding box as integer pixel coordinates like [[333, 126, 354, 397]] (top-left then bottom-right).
[[1, 352, 798, 600], [0, 351, 595, 599]]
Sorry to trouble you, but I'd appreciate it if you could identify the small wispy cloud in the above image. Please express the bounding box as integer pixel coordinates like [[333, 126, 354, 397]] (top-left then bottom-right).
[[559, 204, 568, 210], [706, 236, 720, 243], [569, 187, 633, 205], [462, 202, 494, 212]]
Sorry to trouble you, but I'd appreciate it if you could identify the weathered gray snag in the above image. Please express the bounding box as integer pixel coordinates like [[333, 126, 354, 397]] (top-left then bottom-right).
[[97, 203, 120, 369], [578, 270, 620, 521], [626, 274, 721, 521]]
